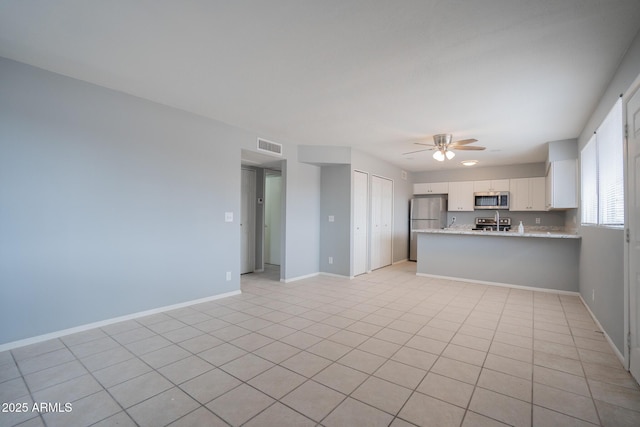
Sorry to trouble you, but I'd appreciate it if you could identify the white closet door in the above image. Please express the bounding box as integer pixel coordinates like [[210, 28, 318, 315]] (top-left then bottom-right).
[[380, 176, 393, 267], [370, 175, 393, 270], [240, 169, 256, 274], [353, 171, 368, 276]]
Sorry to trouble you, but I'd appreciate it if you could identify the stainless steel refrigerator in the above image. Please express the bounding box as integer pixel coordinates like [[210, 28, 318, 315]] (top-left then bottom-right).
[[409, 195, 447, 261]]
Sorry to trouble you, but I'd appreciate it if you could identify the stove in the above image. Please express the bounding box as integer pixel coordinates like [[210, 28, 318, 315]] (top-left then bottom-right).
[[472, 217, 511, 231]]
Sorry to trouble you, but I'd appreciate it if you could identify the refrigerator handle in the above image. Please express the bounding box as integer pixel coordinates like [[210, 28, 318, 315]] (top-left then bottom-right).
[[409, 199, 414, 230]]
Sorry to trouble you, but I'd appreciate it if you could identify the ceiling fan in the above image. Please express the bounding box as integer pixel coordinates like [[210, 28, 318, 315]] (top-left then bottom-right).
[[403, 133, 486, 161]]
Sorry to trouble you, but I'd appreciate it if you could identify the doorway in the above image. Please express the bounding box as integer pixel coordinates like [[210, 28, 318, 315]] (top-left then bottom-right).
[[240, 149, 285, 283], [264, 171, 282, 267], [240, 168, 256, 274]]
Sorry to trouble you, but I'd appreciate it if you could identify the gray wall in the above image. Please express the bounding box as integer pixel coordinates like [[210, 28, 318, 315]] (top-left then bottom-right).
[[0, 58, 242, 343], [0, 58, 325, 344], [446, 210, 567, 230], [576, 29, 640, 353], [320, 165, 351, 276], [547, 139, 579, 169], [282, 152, 321, 281], [411, 162, 546, 183], [417, 233, 580, 292], [579, 227, 625, 351]]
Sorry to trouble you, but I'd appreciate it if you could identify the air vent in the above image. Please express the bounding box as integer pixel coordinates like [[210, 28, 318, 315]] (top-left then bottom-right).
[[257, 138, 282, 156]]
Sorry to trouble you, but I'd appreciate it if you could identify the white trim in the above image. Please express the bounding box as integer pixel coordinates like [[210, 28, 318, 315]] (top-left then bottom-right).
[[623, 77, 640, 372], [0, 290, 241, 352], [416, 273, 580, 296], [319, 272, 351, 279], [393, 258, 408, 265], [579, 295, 625, 366], [281, 272, 320, 283]]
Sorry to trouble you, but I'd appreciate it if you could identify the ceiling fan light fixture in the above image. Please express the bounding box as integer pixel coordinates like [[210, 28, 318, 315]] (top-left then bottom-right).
[[433, 134, 453, 146], [445, 150, 455, 160], [433, 150, 445, 161], [461, 159, 478, 166]]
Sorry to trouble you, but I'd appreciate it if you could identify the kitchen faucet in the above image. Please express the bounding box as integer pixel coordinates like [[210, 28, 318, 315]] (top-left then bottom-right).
[[448, 217, 456, 228], [494, 210, 499, 231]]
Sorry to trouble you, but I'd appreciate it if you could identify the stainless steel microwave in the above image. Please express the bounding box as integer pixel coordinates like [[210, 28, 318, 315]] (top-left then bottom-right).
[[474, 191, 509, 210]]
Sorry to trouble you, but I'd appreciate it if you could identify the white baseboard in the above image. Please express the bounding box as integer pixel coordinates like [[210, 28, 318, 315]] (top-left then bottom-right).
[[281, 272, 320, 283], [416, 273, 580, 296], [320, 272, 352, 279], [579, 294, 625, 366], [0, 289, 241, 352], [281, 271, 354, 282], [415, 273, 625, 366]]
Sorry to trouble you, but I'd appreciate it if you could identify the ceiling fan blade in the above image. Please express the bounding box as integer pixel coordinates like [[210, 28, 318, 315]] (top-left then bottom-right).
[[450, 138, 478, 146], [402, 148, 433, 155], [414, 142, 436, 147], [453, 145, 485, 151]]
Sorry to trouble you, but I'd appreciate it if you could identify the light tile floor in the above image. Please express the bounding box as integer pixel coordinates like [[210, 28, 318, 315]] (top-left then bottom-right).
[[2, 262, 640, 426]]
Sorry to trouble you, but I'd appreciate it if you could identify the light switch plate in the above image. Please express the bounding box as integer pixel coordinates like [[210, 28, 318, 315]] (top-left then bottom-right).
[[328, 215, 335, 222], [225, 212, 233, 222]]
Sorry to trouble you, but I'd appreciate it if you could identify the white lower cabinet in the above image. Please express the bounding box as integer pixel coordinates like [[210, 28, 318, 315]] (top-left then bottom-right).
[[447, 181, 475, 211], [510, 177, 545, 211]]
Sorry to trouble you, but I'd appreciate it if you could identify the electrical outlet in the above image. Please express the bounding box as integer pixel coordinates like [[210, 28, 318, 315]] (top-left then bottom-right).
[[226, 271, 231, 281], [328, 215, 335, 222], [328, 257, 333, 264], [535, 218, 541, 224], [592, 289, 595, 301]]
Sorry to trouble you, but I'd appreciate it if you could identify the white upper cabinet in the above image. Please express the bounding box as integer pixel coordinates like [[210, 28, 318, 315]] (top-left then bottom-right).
[[413, 182, 449, 195], [448, 181, 475, 211], [546, 159, 578, 210], [510, 177, 546, 211], [473, 179, 510, 192]]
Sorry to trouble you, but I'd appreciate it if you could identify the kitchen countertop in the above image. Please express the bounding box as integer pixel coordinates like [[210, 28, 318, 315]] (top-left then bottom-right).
[[413, 228, 581, 239]]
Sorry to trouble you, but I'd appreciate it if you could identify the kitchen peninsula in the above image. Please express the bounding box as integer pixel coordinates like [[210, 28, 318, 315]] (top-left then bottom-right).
[[414, 229, 581, 292]]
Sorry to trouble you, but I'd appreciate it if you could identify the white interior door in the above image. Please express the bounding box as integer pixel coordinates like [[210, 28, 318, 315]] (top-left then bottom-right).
[[628, 87, 640, 382], [380, 176, 393, 267], [240, 168, 256, 274], [264, 173, 281, 265], [370, 175, 393, 270], [353, 171, 368, 276]]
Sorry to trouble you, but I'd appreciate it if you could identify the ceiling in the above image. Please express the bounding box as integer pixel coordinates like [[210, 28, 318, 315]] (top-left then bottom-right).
[[1, 1, 640, 172]]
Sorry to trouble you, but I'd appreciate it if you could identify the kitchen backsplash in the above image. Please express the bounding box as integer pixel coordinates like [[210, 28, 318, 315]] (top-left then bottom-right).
[[446, 222, 576, 233]]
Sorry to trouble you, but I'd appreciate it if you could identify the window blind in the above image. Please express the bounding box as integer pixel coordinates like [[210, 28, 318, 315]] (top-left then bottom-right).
[[580, 98, 624, 227], [581, 135, 598, 224], [597, 99, 624, 225]]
